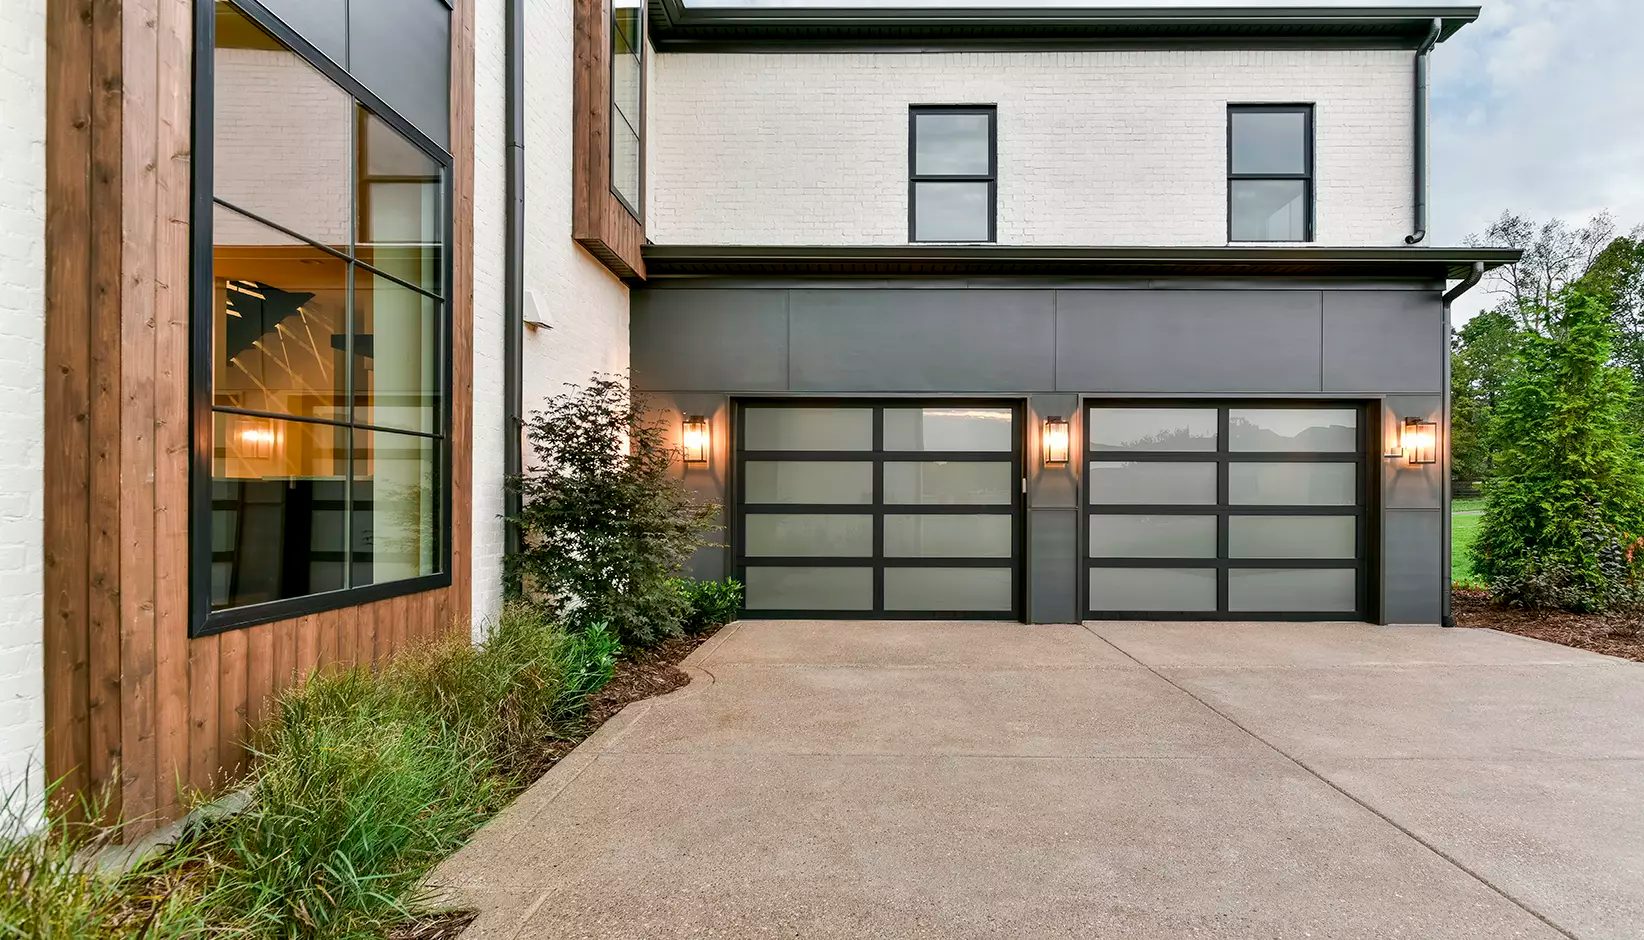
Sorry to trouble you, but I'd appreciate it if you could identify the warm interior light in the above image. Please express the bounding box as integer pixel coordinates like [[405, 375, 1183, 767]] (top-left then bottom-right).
[[682, 415, 710, 464], [1402, 417, 1437, 465], [238, 422, 277, 460], [1043, 416, 1071, 466]]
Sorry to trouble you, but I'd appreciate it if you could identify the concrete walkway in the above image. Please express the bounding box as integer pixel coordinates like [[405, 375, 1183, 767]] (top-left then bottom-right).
[[432, 620, 1644, 939]]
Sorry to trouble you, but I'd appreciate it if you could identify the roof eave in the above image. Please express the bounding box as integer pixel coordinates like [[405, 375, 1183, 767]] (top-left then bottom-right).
[[649, 2, 1483, 50], [639, 245, 1521, 282]]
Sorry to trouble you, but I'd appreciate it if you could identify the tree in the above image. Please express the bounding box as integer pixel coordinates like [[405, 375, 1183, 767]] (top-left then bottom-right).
[[1577, 234, 1644, 424], [1449, 310, 1521, 486], [1470, 287, 1644, 612], [508, 375, 720, 645], [1468, 212, 1617, 334]]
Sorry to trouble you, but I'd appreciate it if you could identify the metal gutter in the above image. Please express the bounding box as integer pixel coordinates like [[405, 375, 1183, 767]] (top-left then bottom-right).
[[503, 0, 525, 558], [1438, 260, 1485, 627], [1404, 17, 1443, 245]]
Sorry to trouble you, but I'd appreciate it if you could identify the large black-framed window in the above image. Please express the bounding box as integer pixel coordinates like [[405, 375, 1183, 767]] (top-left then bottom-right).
[[909, 106, 997, 243], [1228, 104, 1314, 243], [190, 0, 454, 636], [1084, 402, 1369, 621], [611, 0, 645, 219], [734, 400, 1024, 620]]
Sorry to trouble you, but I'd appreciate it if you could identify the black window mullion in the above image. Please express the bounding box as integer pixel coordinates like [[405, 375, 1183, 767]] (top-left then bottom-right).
[[871, 407, 885, 615]]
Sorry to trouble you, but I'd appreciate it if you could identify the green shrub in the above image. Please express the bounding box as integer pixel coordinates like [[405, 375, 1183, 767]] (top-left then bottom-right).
[[1, 788, 123, 940], [1472, 287, 1644, 611], [675, 578, 744, 634], [509, 375, 721, 646]]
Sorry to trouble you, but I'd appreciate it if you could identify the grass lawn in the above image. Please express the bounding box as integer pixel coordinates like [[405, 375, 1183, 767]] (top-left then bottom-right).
[[1452, 497, 1485, 587]]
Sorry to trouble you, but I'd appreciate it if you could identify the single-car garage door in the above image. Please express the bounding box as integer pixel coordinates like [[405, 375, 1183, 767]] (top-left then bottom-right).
[[735, 401, 1023, 619], [1085, 403, 1369, 620]]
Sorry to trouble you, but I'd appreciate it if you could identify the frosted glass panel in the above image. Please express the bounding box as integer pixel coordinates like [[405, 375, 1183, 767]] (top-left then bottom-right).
[[1228, 516, 1355, 559], [1090, 462, 1217, 505], [885, 568, 1012, 611], [743, 408, 873, 451], [1089, 515, 1216, 558], [884, 461, 1012, 505], [744, 461, 873, 505], [883, 407, 1012, 452], [1229, 463, 1355, 506], [744, 567, 873, 611], [1229, 409, 1357, 453], [885, 514, 1012, 558], [1089, 568, 1217, 612], [1228, 568, 1356, 612], [1090, 408, 1218, 452], [745, 514, 873, 558]]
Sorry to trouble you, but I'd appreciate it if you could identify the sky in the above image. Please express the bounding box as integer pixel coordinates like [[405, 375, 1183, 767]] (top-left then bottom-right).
[[691, 0, 1644, 316]]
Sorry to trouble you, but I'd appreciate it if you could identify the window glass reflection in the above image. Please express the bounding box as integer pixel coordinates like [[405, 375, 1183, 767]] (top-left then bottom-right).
[[212, 205, 348, 423], [353, 269, 439, 434], [351, 430, 440, 586], [357, 108, 444, 294], [210, 414, 349, 609], [914, 112, 991, 176], [214, 1, 351, 250]]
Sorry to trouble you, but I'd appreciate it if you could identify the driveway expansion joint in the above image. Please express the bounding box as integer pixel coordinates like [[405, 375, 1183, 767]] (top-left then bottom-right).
[[1080, 622, 1582, 940]]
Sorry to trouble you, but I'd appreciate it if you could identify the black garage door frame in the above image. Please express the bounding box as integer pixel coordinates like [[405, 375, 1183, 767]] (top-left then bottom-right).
[[1082, 399, 1378, 622], [732, 398, 1026, 620]]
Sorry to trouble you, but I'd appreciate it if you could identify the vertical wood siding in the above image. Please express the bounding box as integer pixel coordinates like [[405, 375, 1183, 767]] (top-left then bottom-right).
[[44, 0, 476, 830], [571, 0, 647, 279]]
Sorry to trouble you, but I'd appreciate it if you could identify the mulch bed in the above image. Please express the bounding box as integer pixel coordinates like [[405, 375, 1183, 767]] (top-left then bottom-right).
[[1453, 587, 1644, 662], [397, 625, 722, 939]]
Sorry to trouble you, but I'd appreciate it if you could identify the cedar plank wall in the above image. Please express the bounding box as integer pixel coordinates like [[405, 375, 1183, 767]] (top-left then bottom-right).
[[572, 0, 646, 279], [43, 0, 476, 829]]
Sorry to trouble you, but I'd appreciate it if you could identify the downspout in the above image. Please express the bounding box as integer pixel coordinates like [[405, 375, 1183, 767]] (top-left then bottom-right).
[[503, 0, 525, 559], [1404, 18, 1443, 245], [1439, 261, 1485, 627]]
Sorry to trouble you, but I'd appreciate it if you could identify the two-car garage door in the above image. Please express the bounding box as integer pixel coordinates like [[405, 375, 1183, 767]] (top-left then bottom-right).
[[731, 400, 1368, 621]]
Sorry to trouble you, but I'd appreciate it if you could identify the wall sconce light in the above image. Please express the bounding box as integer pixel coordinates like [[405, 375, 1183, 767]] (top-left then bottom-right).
[[681, 415, 710, 464], [1391, 417, 1438, 465], [1043, 416, 1071, 466]]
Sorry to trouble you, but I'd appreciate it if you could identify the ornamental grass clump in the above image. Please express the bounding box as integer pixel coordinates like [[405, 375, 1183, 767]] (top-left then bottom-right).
[[2, 601, 616, 939]]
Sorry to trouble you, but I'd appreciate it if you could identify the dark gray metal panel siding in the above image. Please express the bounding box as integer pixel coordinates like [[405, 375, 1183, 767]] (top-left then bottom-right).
[[631, 289, 791, 391], [787, 290, 1056, 392], [1323, 290, 1444, 392], [1383, 510, 1443, 623], [1028, 509, 1080, 624], [1054, 289, 1324, 392]]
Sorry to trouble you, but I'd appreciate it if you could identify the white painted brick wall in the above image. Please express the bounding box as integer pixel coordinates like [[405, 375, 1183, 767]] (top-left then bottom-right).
[[471, 0, 508, 636], [648, 49, 1415, 247], [467, 0, 633, 635], [519, 0, 629, 425], [0, 0, 46, 817]]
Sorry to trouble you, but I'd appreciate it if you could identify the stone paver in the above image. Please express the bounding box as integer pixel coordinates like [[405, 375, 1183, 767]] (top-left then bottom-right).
[[433, 619, 1643, 939]]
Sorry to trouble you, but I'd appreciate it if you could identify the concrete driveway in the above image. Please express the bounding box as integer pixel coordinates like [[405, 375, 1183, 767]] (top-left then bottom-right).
[[433, 620, 1644, 939]]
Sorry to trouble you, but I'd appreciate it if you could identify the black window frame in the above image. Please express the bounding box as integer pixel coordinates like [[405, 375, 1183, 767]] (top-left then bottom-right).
[[609, 0, 645, 222], [1082, 400, 1372, 622], [1226, 103, 1315, 244], [189, 0, 455, 637], [908, 105, 998, 244], [732, 399, 1025, 620]]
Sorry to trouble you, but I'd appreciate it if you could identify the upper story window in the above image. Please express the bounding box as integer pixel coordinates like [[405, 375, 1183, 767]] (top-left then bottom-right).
[[193, 0, 452, 634], [611, 0, 645, 216], [910, 106, 996, 243], [1228, 105, 1314, 242]]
